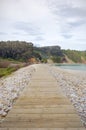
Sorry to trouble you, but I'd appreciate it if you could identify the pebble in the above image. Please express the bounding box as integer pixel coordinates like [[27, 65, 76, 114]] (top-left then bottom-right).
[[0, 65, 35, 121], [0, 64, 86, 127], [50, 66, 86, 127]]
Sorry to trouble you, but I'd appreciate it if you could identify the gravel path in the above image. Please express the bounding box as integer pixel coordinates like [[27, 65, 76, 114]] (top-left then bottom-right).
[[49, 65, 86, 127], [0, 65, 36, 122]]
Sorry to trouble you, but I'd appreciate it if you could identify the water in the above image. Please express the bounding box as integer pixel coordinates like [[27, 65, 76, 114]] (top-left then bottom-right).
[[56, 64, 86, 71]]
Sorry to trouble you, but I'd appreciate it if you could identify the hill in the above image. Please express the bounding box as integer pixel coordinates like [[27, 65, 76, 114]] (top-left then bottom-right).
[[35, 46, 86, 64], [33, 45, 63, 63], [62, 49, 86, 63], [0, 41, 33, 61], [0, 41, 86, 64]]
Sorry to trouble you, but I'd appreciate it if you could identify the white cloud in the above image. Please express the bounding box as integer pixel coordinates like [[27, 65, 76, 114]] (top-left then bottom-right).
[[0, 0, 86, 50]]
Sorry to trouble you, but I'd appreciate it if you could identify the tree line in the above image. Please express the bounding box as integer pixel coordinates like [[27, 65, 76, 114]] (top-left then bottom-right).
[[0, 41, 86, 63], [0, 41, 34, 61]]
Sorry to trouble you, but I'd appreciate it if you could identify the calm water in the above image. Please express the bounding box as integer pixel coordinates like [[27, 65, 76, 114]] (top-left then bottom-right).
[[56, 64, 86, 71]]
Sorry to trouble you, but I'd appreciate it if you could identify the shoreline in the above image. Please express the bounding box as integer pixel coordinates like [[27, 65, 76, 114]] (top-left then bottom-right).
[[49, 65, 86, 127], [53, 63, 86, 71], [0, 64, 86, 127]]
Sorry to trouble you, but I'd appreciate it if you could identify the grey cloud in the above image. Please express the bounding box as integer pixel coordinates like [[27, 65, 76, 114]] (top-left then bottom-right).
[[62, 33, 73, 39], [76, 38, 86, 41], [48, 0, 86, 27], [14, 22, 43, 36], [68, 20, 85, 27], [12, 32, 21, 35], [48, 0, 86, 17], [35, 36, 45, 41], [0, 32, 8, 35], [0, 0, 86, 50], [59, 7, 86, 18], [12, 32, 28, 36]]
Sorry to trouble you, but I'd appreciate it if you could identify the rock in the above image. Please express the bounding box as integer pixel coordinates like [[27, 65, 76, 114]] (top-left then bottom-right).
[[0, 65, 36, 121], [50, 66, 86, 127]]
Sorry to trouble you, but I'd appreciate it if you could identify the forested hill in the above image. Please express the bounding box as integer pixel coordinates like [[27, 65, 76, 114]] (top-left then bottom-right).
[[0, 41, 33, 61], [0, 41, 86, 63], [34, 46, 86, 63]]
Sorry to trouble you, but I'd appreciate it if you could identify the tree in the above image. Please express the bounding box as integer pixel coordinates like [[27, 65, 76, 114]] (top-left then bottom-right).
[[51, 56, 61, 63]]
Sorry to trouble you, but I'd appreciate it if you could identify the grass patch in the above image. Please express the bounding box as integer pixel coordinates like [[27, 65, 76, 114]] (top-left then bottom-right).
[[0, 58, 30, 78], [0, 67, 17, 77]]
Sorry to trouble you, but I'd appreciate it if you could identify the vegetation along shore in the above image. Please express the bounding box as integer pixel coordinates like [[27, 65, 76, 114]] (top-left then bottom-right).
[[0, 41, 86, 127]]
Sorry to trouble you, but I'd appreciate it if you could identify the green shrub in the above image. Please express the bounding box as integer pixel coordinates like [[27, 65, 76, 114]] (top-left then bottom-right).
[[41, 58, 47, 63], [51, 56, 61, 63], [0, 67, 18, 77]]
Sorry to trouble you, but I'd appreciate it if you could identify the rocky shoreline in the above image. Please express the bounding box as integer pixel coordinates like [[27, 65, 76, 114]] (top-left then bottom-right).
[[0, 64, 86, 127], [49, 65, 86, 127], [0, 65, 35, 122]]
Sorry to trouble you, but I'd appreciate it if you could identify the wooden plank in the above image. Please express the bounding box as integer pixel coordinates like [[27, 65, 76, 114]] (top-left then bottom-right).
[[0, 121, 83, 128], [0, 64, 84, 129]]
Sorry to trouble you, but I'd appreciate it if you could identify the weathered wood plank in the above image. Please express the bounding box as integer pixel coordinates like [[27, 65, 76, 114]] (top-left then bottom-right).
[[0, 64, 84, 129]]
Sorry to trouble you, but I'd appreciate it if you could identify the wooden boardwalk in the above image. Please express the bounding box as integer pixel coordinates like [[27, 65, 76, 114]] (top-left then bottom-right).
[[0, 64, 85, 130]]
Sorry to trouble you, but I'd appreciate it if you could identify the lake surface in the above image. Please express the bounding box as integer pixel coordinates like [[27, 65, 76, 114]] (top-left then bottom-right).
[[56, 64, 86, 71]]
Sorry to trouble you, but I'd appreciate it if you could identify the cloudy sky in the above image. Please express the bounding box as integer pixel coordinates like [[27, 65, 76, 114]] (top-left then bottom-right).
[[0, 0, 86, 50]]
